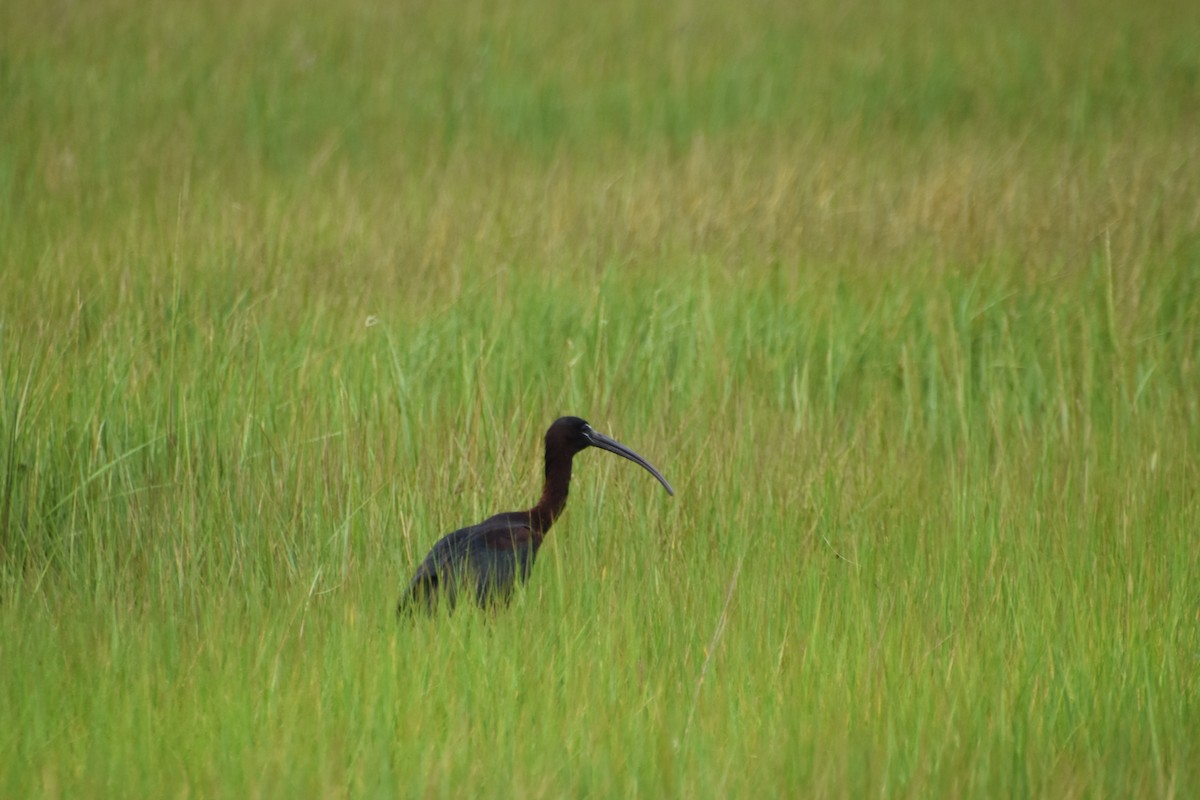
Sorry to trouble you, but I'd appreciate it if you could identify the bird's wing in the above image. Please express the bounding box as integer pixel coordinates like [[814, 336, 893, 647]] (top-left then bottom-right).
[[478, 518, 534, 551], [406, 514, 532, 586], [405, 527, 469, 592], [400, 514, 536, 614], [400, 532, 465, 613]]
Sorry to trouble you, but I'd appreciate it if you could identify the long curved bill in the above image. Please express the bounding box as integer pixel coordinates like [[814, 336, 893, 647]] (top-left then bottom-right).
[[583, 426, 675, 496]]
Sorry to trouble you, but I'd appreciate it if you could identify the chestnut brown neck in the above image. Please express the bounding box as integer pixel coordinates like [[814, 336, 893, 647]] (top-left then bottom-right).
[[528, 447, 575, 536]]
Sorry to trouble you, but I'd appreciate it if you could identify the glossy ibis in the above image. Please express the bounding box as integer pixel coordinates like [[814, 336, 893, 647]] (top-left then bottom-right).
[[398, 416, 673, 614]]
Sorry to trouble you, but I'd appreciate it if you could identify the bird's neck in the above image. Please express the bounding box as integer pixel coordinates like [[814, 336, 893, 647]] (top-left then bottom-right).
[[528, 449, 573, 534]]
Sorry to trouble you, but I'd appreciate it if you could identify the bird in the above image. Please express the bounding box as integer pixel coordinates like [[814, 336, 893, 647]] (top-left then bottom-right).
[[398, 416, 674, 614]]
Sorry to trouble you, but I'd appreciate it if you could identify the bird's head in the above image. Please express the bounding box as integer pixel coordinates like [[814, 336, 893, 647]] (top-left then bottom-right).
[[547, 416, 674, 496]]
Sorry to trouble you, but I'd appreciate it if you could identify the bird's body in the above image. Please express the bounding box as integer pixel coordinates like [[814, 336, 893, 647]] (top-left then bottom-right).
[[402, 511, 541, 611], [398, 416, 672, 614]]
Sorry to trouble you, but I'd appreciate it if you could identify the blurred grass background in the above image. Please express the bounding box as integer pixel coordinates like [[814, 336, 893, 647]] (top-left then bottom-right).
[[2, 0, 1199, 796]]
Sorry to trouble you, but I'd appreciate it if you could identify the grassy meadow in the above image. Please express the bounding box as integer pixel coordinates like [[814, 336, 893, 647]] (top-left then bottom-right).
[[2, 0, 1199, 795]]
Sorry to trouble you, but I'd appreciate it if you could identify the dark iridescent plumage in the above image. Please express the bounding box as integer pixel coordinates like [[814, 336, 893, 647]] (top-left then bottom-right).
[[398, 416, 673, 614]]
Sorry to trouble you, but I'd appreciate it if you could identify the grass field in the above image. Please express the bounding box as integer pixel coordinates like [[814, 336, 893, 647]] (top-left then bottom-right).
[[3, 0, 1199, 796]]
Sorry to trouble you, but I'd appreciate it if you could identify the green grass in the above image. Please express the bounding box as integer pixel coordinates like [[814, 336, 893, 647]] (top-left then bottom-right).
[[3, 0, 1199, 796]]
